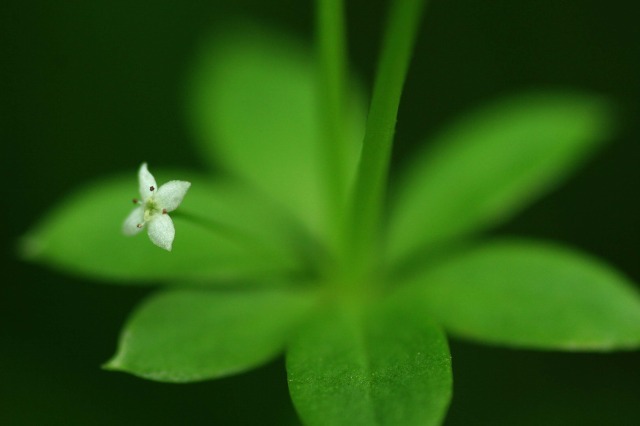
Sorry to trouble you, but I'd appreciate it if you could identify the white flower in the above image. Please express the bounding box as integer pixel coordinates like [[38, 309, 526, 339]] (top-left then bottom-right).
[[122, 163, 191, 251]]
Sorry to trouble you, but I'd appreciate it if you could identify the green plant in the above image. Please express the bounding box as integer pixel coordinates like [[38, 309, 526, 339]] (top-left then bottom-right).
[[22, 1, 640, 424]]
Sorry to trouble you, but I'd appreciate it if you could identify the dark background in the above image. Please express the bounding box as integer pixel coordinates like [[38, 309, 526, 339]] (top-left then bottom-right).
[[2, 0, 639, 424]]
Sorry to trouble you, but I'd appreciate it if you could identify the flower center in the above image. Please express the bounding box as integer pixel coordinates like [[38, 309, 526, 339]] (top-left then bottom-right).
[[143, 198, 161, 222]]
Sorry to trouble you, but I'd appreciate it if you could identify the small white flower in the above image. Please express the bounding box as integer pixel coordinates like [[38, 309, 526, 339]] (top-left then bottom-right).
[[122, 163, 191, 251]]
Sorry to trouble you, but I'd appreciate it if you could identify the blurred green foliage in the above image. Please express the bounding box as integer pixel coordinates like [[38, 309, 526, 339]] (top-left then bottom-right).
[[3, 0, 640, 425]]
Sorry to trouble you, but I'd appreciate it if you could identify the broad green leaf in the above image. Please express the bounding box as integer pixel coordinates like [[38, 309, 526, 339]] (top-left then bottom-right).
[[186, 24, 366, 239], [105, 288, 317, 382], [21, 171, 301, 284], [399, 240, 640, 350], [387, 92, 614, 265], [287, 302, 452, 426]]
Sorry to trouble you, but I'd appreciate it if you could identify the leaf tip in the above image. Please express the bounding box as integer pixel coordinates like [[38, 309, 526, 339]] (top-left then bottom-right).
[[101, 353, 125, 372], [16, 232, 45, 261]]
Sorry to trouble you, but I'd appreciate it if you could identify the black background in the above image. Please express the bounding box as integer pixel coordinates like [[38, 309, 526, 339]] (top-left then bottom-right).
[[2, 0, 639, 424]]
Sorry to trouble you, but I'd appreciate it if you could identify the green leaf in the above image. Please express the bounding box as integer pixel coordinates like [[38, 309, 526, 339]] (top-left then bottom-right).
[[399, 240, 640, 350], [105, 288, 316, 382], [387, 92, 614, 265], [186, 24, 366, 239], [287, 302, 452, 426], [21, 171, 301, 284]]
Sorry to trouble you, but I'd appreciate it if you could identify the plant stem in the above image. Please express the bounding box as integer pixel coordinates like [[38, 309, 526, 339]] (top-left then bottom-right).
[[316, 0, 349, 250], [345, 0, 428, 283], [171, 210, 287, 264]]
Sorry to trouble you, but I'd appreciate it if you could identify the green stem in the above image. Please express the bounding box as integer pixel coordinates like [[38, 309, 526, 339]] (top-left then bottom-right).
[[171, 210, 287, 265], [345, 0, 428, 283], [316, 0, 349, 250]]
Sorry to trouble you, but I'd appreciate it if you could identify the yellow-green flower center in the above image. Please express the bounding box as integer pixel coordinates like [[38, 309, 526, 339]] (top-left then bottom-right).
[[143, 198, 161, 222]]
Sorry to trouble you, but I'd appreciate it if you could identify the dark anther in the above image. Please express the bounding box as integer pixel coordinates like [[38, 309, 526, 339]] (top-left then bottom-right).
[[162, 209, 167, 214], [132, 198, 138, 204], [150, 186, 155, 191], [136, 223, 143, 228]]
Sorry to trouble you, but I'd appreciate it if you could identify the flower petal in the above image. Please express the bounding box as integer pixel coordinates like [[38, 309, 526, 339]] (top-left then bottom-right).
[[155, 180, 191, 212], [122, 207, 144, 236], [138, 163, 157, 200], [147, 214, 175, 251]]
